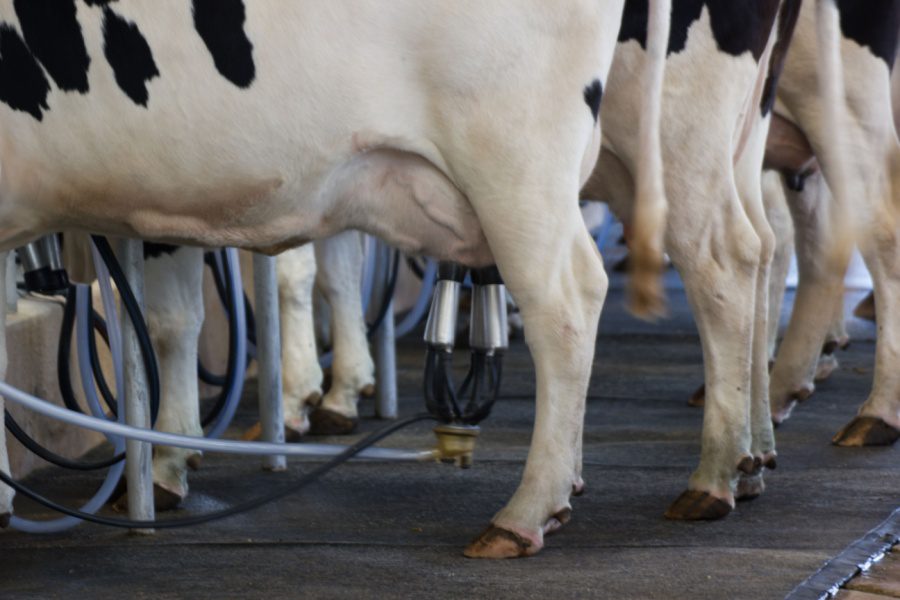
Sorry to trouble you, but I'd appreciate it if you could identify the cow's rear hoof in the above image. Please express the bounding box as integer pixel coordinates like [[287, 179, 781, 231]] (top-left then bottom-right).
[[111, 481, 185, 512], [0, 512, 10, 528], [736, 473, 765, 501], [853, 291, 875, 322], [360, 383, 376, 398], [463, 525, 539, 559], [309, 408, 358, 436], [833, 416, 900, 447], [688, 383, 705, 408], [664, 490, 732, 521]]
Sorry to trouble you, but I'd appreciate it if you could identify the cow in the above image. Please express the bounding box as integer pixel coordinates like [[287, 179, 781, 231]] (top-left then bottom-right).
[[0, 0, 671, 559], [761, 0, 900, 446], [581, 0, 816, 518], [63, 232, 377, 510]]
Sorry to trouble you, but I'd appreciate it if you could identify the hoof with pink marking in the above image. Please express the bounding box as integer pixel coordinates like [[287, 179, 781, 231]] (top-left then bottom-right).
[[833, 416, 900, 447]]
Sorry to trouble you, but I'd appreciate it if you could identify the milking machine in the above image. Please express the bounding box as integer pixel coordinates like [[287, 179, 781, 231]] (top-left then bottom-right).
[[0, 236, 507, 532], [423, 262, 508, 467]]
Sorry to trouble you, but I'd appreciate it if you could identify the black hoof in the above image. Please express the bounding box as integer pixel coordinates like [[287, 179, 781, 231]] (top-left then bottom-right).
[[309, 408, 358, 436], [833, 416, 900, 447], [688, 383, 705, 408], [665, 490, 732, 521], [0, 512, 10, 528]]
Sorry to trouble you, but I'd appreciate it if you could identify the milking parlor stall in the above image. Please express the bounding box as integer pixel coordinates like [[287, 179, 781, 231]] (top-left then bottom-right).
[[0, 1, 898, 598]]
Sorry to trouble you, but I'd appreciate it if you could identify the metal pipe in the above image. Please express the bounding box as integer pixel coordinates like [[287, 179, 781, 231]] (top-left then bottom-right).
[[117, 239, 155, 531], [370, 241, 397, 419], [252, 253, 286, 471], [0, 381, 434, 461]]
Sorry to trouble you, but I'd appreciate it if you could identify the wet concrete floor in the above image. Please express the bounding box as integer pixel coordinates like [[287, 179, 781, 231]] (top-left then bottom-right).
[[1, 273, 895, 599]]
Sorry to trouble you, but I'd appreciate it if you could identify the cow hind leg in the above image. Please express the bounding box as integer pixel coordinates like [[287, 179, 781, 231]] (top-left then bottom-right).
[[462, 180, 607, 559], [769, 173, 846, 423], [664, 182, 759, 520], [277, 246, 323, 437], [309, 231, 374, 435], [143, 247, 206, 510]]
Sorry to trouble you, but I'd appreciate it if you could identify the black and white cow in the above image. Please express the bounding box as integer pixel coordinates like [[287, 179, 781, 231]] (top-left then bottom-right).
[[762, 1, 900, 444], [583, 0, 812, 519], [0, 0, 671, 559]]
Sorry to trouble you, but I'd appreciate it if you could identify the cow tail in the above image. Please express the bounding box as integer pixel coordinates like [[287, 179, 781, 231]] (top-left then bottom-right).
[[815, 0, 855, 273], [627, 0, 671, 319]]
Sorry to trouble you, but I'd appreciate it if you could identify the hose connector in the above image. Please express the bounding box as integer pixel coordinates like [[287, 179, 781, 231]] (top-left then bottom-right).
[[431, 423, 479, 468], [17, 234, 69, 295]]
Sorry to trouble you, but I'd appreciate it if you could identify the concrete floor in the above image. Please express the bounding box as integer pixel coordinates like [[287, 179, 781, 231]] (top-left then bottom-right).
[[1, 273, 896, 600]]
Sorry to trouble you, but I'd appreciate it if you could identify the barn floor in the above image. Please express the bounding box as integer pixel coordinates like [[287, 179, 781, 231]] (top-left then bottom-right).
[[1, 270, 896, 600]]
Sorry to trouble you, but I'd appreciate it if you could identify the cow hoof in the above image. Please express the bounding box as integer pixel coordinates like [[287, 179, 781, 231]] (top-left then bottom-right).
[[309, 408, 358, 436], [688, 383, 705, 408], [360, 384, 376, 398], [112, 482, 185, 512], [0, 512, 10, 528], [186, 453, 203, 471], [833, 416, 900, 447], [736, 473, 765, 501], [153, 484, 184, 511], [737, 455, 761, 475], [665, 490, 732, 521], [463, 525, 540, 559], [853, 292, 875, 322]]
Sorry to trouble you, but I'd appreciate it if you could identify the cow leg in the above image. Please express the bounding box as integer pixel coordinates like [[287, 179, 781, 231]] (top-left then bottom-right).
[[309, 231, 374, 435], [768, 173, 842, 423], [833, 149, 900, 446], [762, 170, 794, 362], [664, 176, 760, 519], [463, 180, 607, 559], [732, 125, 779, 502], [277, 245, 323, 436], [144, 247, 205, 510], [0, 252, 12, 526]]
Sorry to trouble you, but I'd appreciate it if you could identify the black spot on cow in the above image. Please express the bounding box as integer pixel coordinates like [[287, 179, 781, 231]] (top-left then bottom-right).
[[83, 0, 117, 5], [583, 79, 603, 122], [760, 0, 802, 116], [620, 0, 780, 61], [0, 25, 51, 120], [192, 0, 255, 88], [13, 0, 90, 93], [100, 7, 159, 106], [836, 0, 900, 70], [143, 243, 180, 259]]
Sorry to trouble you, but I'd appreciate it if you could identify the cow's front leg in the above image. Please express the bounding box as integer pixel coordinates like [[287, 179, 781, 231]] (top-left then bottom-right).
[[0, 251, 12, 526], [308, 232, 374, 435], [144, 246, 205, 510], [463, 198, 607, 559], [277, 246, 323, 436], [664, 189, 760, 520]]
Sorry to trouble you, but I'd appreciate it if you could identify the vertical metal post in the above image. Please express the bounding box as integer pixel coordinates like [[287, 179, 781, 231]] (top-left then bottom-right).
[[252, 253, 286, 471], [117, 239, 155, 532], [5, 253, 16, 314], [370, 241, 398, 419]]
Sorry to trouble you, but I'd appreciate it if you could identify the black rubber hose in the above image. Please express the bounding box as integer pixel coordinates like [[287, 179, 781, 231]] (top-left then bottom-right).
[[366, 249, 401, 338], [4, 411, 122, 470], [0, 413, 435, 529], [87, 305, 117, 418], [90, 236, 161, 425]]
